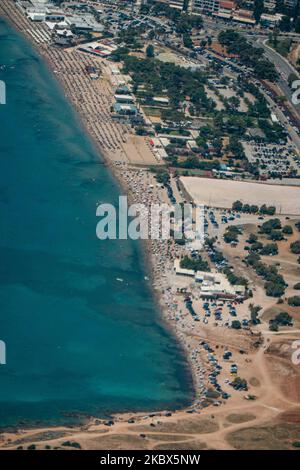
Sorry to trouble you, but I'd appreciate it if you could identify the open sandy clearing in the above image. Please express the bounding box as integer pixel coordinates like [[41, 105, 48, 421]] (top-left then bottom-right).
[[180, 177, 300, 215]]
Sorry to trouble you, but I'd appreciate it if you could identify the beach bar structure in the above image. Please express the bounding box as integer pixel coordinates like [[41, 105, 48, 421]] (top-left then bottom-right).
[[114, 94, 135, 104], [174, 259, 245, 299], [113, 103, 138, 116]]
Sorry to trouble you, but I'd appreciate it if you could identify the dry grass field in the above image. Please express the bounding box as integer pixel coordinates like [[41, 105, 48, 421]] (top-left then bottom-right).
[[181, 177, 300, 215]]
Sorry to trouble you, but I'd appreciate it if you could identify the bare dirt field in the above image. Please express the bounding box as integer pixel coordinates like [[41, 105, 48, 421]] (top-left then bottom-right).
[[181, 177, 300, 215], [1, 338, 299, 450], [122, 135, 162, 166]]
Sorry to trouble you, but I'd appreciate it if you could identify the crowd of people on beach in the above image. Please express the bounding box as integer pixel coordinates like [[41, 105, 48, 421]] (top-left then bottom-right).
[[118, 163, 210, 408], [1, 0, 128, 157], [0, 0, 210, 410]]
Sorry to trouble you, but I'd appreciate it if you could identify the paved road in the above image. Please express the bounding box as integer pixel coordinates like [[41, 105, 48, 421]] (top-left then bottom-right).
[[256, 37, 299, 79], [260, 88, 300, 154], [251, 37, 300, 119], [145, 15, 300, 150]]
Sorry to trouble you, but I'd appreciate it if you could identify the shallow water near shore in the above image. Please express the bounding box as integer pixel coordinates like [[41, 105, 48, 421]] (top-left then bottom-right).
[[0, 19, 192, 428]]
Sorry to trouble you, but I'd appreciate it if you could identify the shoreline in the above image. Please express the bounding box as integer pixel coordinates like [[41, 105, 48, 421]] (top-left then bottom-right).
[[1, 2, 300, 452], [0, 0, 200, 431]]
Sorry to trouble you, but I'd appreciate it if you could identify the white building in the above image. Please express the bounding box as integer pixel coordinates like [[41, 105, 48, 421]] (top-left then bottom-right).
[[114, 94, 134, 103], [25, 5, 47, 21], [260, 13, 284, 28], [284, 0, 298, 10], [264, 0, 276, 12], [30, 0, 49, 4], [153, 0, 186, 10], [174, 259, 195, 277], [174, 259, 246, 298], [25, 5, 65, 22], [190, 0, 220, 15]]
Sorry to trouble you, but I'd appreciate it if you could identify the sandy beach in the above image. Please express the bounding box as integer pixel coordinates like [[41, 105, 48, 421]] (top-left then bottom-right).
[[1, 0, 300, 451], [0, 0, 203, 416]]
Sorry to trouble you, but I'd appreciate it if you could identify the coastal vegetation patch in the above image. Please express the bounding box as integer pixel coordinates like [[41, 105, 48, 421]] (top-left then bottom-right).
[[226, 413, 257, 424], [227, 423, 300, 450], [131, 418, 219, 434]]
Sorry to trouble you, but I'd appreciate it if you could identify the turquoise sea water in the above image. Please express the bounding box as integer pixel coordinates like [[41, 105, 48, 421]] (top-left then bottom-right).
[[0, 20, 192, 428]]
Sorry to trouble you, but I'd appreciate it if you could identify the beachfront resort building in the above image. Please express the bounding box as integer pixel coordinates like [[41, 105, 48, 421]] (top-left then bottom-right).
[[174, 259, 246, 299], [113, 103, 138, 116], [260, 13, 284, 28], [153, 0, 186, 10], [190, 0, 220, 15]]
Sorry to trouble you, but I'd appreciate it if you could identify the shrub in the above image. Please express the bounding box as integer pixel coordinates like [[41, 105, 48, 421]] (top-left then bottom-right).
[[288, 296, 300, 306], [249, 304, 262, 325], [224, 226, 241, 244], [223, 267, 248, 286], [260, 243, 278, 256], [231, 320, 241, 329], [269, 321, 278, 331], [259, 218, 281, 234], [180, 255, 210, 272], [259, 204, 276, 215], [232, 377, 248, 391], [251, 241, 264, 252], [247, 233, 258, 244], [155, 170, 170, 185], [265, 281, 285, 297], [269, 312, 292, 330], [290, 240, 300, 254], [232, 200, 243, 211], [268, 230, 284, 241], [282, 225, 293, 235], [274, 312, 293, 326], [61, 441, 81, 449]]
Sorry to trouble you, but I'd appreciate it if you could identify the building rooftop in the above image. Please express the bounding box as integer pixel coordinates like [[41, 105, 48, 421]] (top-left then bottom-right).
[[219, 1, 235, 9], [174, 260, 246, 297], [113, 103, 137, 114]]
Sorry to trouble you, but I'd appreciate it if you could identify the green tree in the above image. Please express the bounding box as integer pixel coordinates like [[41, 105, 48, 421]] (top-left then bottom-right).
[[232, 200, 243, 211], [279, 15, 292, 32], [247, 233, 258, 244], [291, 241, 300, 254], [288, 73, 298, 87], [232, 377, 248, 390], [249, 304, 262, 325], [254, 0, 264, 22], [269, 321, 279, 331], [183, 33, 193, 49], [282, 225, 293, 235], [253, 60, 278, 81], [146, 44, 155, 58], [260, 243, 278, 256], [265, 281, 285, 297], [155, 171, 170, 185], [275, 312, 293, 325], [180, 255, 210, 272], [148, 30, 155, 40], [288, 296, 300, 306]]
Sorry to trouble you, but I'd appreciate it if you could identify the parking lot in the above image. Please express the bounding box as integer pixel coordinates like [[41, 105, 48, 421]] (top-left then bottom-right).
[[242, 141, 300, 178]]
